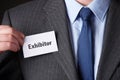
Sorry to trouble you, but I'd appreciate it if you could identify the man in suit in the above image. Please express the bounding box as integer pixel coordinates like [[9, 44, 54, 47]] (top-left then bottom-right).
[[0, 0, 120, 80]]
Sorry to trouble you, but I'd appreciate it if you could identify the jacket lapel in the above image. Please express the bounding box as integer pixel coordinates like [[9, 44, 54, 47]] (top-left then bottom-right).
[[97, 0, 120, 80], [43, 0, 79, 80]]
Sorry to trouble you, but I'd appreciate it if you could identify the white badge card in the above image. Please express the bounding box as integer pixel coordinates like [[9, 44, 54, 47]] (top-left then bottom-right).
[[23, 31, 58, 58]]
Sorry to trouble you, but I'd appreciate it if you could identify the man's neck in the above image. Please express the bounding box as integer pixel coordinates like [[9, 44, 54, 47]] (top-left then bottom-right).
[[76, 0, 93, 6]]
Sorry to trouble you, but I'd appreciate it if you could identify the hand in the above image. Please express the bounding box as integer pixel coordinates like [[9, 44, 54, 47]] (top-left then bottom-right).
[[0, 25, 25, 53]]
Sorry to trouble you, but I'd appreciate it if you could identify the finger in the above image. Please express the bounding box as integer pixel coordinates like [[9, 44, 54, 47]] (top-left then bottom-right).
[[0, 42, 19, 52], [0, 34, 20, 50], [0, 25, 24, 38], [14, 30, 25, 45], [0, 26, 25, 46], [16, 30, 25, 39]]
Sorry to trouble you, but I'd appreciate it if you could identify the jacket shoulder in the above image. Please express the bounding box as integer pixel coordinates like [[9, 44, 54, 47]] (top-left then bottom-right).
[[8, 0, 47, 13]]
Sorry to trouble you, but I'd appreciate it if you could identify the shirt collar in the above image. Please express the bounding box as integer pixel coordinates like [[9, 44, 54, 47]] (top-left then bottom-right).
[[64, 0, 111, 23], [65, 0, 82, 23], [88, 0, 111, 22]]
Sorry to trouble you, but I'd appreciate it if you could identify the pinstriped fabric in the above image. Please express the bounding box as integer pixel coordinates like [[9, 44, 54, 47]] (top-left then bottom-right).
[[2, 0, 79, 80], [97, 0, 120, 80], [43, 0, 80, 80]]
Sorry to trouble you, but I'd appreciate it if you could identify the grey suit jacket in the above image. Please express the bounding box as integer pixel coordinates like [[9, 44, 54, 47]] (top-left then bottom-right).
[[0, 0, 120, 80]]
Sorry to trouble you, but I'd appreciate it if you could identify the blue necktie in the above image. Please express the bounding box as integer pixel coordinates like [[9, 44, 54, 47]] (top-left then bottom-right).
[[77, 7, 94, 80]]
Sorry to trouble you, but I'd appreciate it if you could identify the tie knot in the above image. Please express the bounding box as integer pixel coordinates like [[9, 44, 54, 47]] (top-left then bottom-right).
[[79, 8, 93, 21]]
